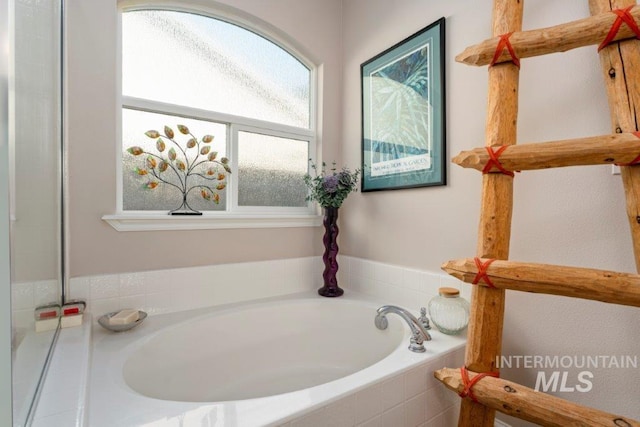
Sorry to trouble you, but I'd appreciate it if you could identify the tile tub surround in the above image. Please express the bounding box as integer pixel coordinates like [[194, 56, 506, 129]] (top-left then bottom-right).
[[68, 255, 467, 325], [68, 257, 323, 321], [88, 291, 466, 427]]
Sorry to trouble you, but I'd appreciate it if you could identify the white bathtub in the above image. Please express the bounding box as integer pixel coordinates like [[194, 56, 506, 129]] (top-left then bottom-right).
[[89, 292, 466, 427]]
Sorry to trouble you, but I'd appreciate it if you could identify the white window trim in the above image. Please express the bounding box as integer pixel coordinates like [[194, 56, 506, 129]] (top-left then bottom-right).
[[104, 4, 322, 231]]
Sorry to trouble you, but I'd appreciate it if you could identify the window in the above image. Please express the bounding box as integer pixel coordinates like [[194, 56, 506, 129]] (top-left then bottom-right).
[[119, 9, 315, 217]]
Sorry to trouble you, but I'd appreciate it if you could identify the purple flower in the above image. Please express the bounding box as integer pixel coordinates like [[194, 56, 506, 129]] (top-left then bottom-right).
[[322, 175, 339, 193]]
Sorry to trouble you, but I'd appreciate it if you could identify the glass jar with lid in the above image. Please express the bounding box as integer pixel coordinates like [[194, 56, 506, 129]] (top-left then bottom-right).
[[428, 287, 470, 335]]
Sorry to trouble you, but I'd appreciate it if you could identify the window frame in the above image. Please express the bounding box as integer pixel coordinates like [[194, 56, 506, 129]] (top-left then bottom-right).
[[106, 3, 321, 231]]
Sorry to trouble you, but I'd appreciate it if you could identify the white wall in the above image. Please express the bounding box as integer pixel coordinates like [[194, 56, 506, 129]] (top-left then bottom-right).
[[65, 0, 343, 277], [341, 0, 639, 424]]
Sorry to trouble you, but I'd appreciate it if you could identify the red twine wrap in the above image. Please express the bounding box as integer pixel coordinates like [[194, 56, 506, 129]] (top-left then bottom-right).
[[490, 32, 520, 68], [598, 6, 640, 52], [459, 367, 499, 403], [482, 146, 515, 177], [472, 257, 496, 288], [615, 131, 640, 166]]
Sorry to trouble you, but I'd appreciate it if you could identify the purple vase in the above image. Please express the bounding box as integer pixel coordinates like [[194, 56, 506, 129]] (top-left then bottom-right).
[[318, 206, 343, 297]]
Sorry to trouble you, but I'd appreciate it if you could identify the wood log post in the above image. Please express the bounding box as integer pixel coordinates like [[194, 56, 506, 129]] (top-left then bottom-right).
[[452, 133, 640, 172], [457, 5, 640, 66], [436, 368, 640, 427], [458, 1, 523, 425], [442, 258, 640, 307], [590, 0, 640, 272]]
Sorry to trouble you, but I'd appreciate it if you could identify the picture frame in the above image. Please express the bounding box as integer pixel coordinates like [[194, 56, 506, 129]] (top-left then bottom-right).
[[361, 17, 446, 192]]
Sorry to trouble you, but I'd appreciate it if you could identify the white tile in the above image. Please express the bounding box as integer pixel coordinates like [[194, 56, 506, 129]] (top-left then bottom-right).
[[382, 404, 405, 426], [118, 295, 145, 312], [11, 282, 34, 309], [89, 275, 119, 300], [403, 268, 426, 291], [405, 392, 427, 427], [34, 280, 60, 306], [424, 384, 455, 421], [31, 409, 80, 427], [374, 262, 403, 286], [324, 395, 356, 427], [144, 268, 181, 294], [356, 415, 382, 427], [350, 257, 374, 279], [382, 375, 405, 410], [354, 382, 383, 424], [88, 298, 120, 318], [405, 365, 429, 398], [119, 272, 146, 296], [290, 407, 326, 427], [69, 277, 90, 300], [426, 403, 459, 426]]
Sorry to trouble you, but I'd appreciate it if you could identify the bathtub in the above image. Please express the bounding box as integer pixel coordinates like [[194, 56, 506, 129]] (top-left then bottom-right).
[[89, 292, 466, 427]]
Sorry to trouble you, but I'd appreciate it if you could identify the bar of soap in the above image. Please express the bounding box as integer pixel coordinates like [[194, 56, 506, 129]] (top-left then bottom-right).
[[109, 309, 140, 325]]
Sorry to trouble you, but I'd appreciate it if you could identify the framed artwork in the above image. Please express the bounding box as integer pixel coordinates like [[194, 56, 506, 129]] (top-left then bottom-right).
[[361, 17, 446, 192]]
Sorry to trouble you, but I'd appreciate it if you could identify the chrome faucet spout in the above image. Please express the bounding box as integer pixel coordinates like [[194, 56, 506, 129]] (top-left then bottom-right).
[[374, 305, 432, 353]]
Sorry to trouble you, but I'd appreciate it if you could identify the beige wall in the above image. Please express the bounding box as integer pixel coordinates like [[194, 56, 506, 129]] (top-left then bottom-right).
[[342, 0, 639, 424], [66, 0, 343, 277]]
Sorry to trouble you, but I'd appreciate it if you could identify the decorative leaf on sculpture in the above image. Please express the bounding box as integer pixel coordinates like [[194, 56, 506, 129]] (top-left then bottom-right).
[[135, 167, 148, 175], [146, 156, 157, 169], [186, 138, 197, 149], [217, 173, 225, 180], [158, 160, 168, 172], [164, 126, 174, 139], [168, 148, 177, 161], [176, 159, 186, 171], [202, 135, 214, 143], [206, 168, 216, 176], [144, 181, 159, 189], [200, 146, 211, 155], [216, 183, 226, 190], [208, 151, 217, 161], [127, 146, 144, 156], [201, 189, 211, 200], [156, 139, 166, 152], [213, 193, 220, 204], [177, 124, 189, 135], [220, 157, 229, 164], [145, 130, 160, 139], [223, 164, 232, 173]]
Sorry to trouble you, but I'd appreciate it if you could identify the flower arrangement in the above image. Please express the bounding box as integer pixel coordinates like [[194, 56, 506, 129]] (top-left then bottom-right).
[[126, 124, 231, 214], [303, 161, 360, 208]]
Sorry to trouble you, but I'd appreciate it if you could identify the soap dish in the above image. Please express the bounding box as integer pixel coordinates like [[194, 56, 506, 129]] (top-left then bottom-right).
[[98, 310, 147, 332]]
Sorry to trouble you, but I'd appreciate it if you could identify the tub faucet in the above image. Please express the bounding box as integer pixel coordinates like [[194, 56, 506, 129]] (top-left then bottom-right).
[[374, 305, 432, 353]]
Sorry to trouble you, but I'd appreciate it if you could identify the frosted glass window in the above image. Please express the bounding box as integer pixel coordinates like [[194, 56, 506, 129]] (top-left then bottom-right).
[[122, 109, 228, 211], [122, 10, 310, 129], [237, 132, 308, 207]]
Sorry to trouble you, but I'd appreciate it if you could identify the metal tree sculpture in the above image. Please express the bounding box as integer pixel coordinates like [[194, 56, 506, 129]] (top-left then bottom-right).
[[127, 124, 231, 214]]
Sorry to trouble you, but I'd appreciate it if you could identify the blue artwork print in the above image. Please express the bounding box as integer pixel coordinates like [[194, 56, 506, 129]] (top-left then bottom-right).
[[369, 44, 431, 178]]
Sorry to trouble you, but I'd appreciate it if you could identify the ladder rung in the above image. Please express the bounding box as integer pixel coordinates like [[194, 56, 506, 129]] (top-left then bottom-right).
[[452, 133, 640, 172], [442, 258, 640, 307], [434, 367, 640, 427], [457, 5, 640, 66]]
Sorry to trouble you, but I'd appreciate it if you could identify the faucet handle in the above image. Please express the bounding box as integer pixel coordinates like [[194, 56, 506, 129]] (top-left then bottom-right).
[[419, 307, 431, 330]]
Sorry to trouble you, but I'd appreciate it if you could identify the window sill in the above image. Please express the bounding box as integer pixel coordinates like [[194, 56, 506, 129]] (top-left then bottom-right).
[[102, 213, 322, 231]]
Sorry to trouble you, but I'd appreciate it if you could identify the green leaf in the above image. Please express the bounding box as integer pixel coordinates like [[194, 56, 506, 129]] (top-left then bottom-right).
[[127, 146, 144, 156], [156, 139, 165, 152], [164, 126, 174, 139], [200, 146, 211, 155], [177, 124, 189, 135], [202, 135, 214, 143], [145, 130, 160, 139]]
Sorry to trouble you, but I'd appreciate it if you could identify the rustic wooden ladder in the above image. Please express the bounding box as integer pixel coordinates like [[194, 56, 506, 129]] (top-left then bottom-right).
[[433, 1, 640, 426]]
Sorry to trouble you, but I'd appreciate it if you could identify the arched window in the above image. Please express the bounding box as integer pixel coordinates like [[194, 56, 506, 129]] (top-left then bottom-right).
[[120, 8, 315, 215]]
